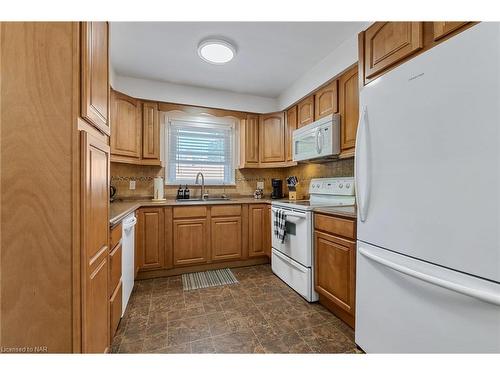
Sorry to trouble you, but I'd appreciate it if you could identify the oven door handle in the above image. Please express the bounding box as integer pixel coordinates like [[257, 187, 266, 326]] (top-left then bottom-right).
[[271, 208, 307, 219]]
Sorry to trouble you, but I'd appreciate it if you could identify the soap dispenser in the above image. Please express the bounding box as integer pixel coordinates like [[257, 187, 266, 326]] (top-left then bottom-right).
[[176, 185, 184, 200]]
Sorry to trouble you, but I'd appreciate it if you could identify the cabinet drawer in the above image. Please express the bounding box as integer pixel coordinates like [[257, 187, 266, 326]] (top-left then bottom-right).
[[211, 205, 241, 217], [314, 214, 355, 239], [110, 222, 122, 250], [173, 205, 207, 219], [109, 280, 122, 339], [109, 242, 122, 295]]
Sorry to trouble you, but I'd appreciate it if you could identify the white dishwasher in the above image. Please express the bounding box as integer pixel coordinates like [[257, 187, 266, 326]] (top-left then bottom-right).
[[121, 213, 137, 316]]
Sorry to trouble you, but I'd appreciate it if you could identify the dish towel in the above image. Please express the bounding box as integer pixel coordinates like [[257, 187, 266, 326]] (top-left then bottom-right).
[[273, 209, 287, 243]]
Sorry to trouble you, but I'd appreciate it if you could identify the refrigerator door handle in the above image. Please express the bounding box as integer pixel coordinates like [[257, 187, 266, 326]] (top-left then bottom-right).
[[359, 246, 500, 306], [355, 106, 370, 222]]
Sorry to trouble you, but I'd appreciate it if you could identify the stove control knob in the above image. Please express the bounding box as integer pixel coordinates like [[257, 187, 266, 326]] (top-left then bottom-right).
[[346, 183, 350, 188], [339, 183, 343, 188]]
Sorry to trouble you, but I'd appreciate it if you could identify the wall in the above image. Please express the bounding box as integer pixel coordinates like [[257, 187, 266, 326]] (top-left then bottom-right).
[[111, 23, 369, 114], [112, 75, 278, 114], [111, 158, 354, 200], [277, 23, 370, 109]]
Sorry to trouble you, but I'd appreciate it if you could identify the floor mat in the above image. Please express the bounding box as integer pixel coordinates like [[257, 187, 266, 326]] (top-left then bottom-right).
[[182, 268, 238, 291]]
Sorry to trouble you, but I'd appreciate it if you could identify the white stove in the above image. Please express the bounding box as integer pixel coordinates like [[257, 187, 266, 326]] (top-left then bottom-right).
[[270, 177, 355, 302]]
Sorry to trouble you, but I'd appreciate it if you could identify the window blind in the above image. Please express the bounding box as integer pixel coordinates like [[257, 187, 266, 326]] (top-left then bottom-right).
[[166, 119, 235, 185]]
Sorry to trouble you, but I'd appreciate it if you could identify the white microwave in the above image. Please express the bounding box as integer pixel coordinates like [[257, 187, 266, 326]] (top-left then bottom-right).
[[292, 113, 340, 162]]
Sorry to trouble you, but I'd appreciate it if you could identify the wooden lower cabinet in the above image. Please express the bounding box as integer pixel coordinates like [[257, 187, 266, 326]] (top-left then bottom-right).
[[81, 131, 110, 353], [109, 280, 122, 340], [264, 205, 271, 257], [314, 214, 357, 328], [211, 216, 242, 261], [137, 207, 165, 271], [134, 203, 272, 276], [248, 204, 268, 257], [173, 218, 208, 266]]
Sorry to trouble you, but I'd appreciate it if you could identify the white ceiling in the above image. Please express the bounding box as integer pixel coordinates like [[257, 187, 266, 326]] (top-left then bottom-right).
[[110, 22, 366, 98]]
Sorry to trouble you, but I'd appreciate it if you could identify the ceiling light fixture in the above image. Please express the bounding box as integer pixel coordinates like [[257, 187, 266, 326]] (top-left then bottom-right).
[[197, 39, 236, 65]]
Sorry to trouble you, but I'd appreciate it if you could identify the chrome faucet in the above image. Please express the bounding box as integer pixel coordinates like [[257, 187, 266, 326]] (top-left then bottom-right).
[[195, 172, 206, 200]]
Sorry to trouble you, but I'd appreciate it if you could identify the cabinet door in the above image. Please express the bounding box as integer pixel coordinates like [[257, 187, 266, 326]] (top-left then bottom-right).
[[433, 22, 469, 41], [211, 217, 242, 261], [81, 22, 110, 135], [314, 230, 356, 316], [137, 208, 165, 271], [240, 114, 260, 167], [297, 95, 314, 128], [109, 280, 122, 340], [110, 90, 141, 159], [285, 106, 297, 162], [142, 101, 160, 160], [314, 80, 338, 120], [173, 219, 208, 266], [259, 112, 285, 163], [248, 205, 266, 257], [364, 22, 423, 80], [339, 66, 359, 157], [81, 131, 110, 353], [264, 205, 271, 257]]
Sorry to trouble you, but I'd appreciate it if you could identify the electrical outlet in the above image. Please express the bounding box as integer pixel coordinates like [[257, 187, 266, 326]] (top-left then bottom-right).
[[257, 181, 264, 190], [129, 180, 136, 190]]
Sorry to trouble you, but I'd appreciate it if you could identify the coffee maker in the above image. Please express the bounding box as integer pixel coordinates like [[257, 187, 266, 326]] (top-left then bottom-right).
[[271, 179, 283, 199]]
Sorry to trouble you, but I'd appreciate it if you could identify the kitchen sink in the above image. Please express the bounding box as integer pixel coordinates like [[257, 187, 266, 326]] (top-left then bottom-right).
[[176, 197, 231, 203]]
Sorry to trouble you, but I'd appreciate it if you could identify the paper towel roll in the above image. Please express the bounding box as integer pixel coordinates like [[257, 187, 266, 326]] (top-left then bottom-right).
[[153, 177, 164, 200]]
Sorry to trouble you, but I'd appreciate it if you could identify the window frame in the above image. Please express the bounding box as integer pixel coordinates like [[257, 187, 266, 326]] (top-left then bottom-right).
[[163, 111, 239, 186]]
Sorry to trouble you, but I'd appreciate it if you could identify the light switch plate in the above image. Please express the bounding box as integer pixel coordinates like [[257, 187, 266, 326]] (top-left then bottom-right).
[[129, 180, 136, 190], [257, 181, 264, 190]]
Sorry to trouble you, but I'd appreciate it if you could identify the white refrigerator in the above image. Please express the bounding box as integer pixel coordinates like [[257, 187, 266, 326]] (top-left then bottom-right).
[[355, 22, 500, 353]]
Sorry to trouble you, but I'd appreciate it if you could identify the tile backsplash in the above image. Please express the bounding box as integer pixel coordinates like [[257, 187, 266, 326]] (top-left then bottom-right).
[[111, 158, 354, 200]]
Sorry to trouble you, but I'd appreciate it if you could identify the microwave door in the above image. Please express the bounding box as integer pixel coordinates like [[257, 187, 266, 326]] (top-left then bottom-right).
[[294, 127, 320, 161]]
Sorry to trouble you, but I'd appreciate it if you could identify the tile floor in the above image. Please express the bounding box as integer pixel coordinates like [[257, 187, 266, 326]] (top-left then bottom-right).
[[110, 264, 360, 354]]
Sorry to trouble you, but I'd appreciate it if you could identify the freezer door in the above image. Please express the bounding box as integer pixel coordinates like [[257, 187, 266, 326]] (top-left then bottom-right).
[[356, 241, 500, 353], [356, 23, 500, 282]]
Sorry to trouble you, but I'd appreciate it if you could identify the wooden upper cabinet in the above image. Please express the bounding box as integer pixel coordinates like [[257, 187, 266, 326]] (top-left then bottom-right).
[[240, 114, 260, 167], [297, 95, 314, 128], [81, 131, 110, 353], [314, 80, 338, 120], [285, 106, 297, 162], [364, 22, 423, 80], [137, 207, 165, 271], [259, 112, 285, 164], [433, 22, 469, 41], [81, 22, 110, 135], [142, 101, 160, 160], [110, 90, 141, 160], [339, 66, 359, 157]]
